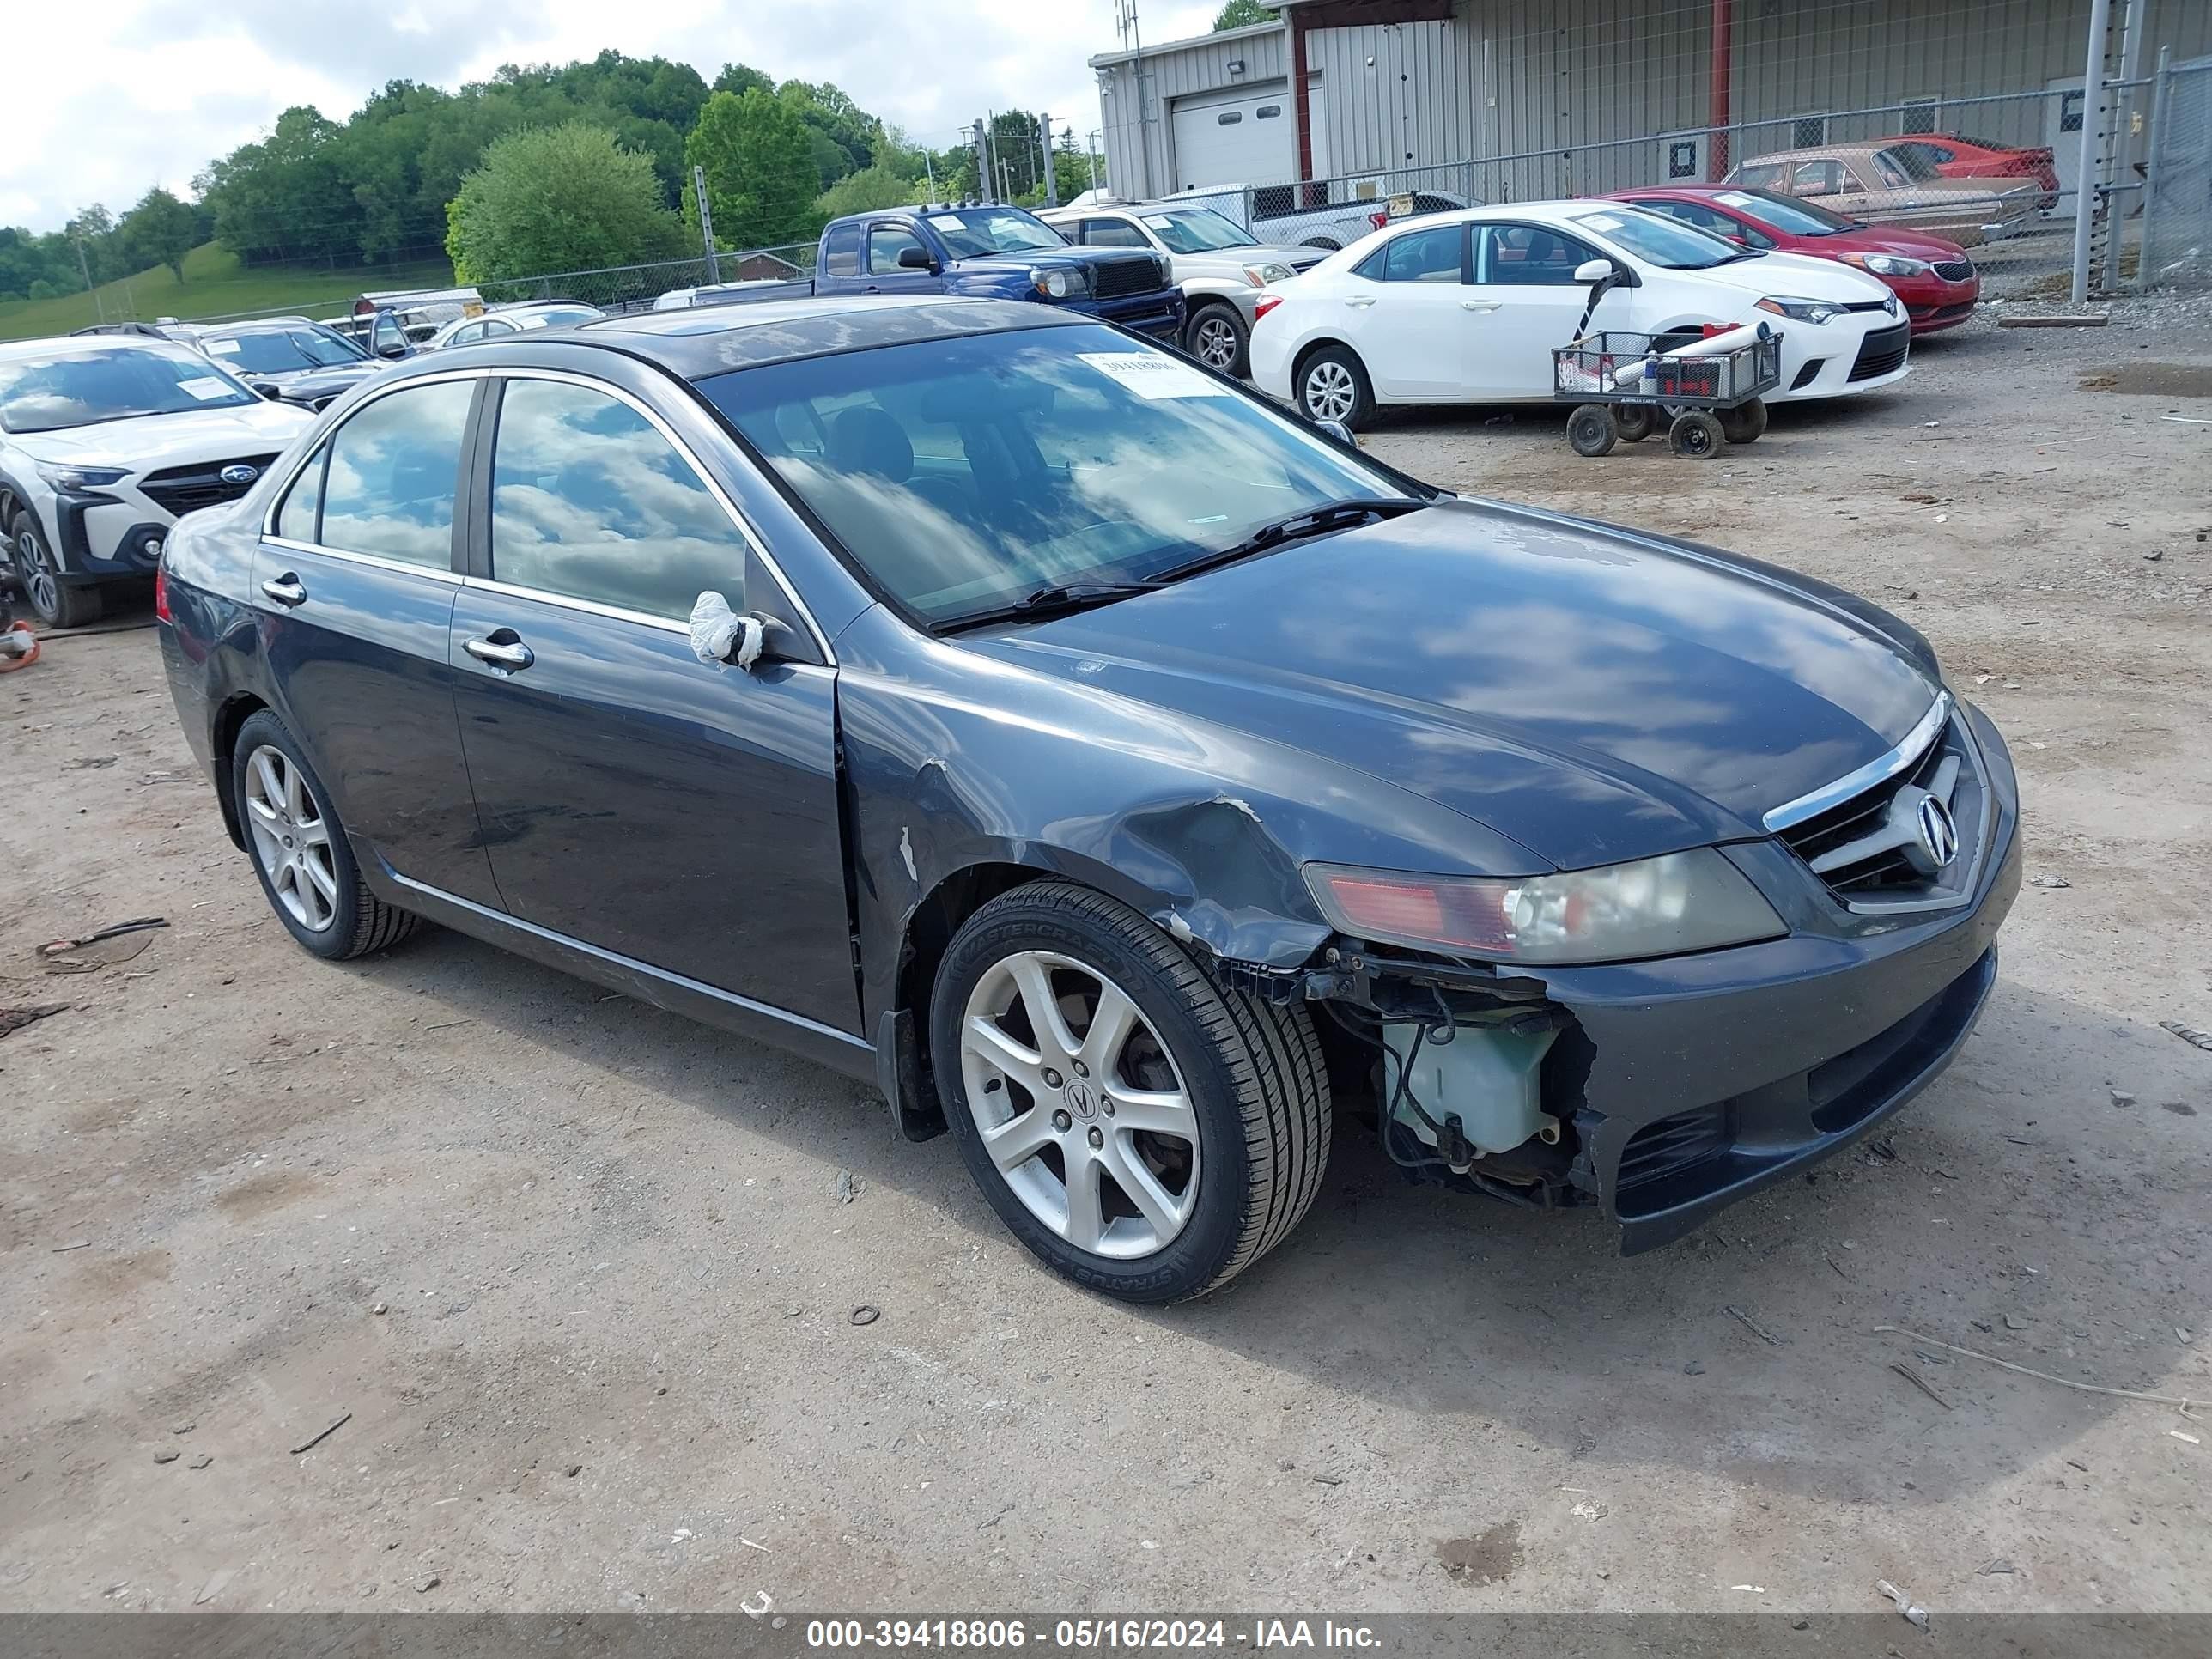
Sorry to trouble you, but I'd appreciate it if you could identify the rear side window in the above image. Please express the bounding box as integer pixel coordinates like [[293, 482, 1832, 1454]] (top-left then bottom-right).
[[823, 222, 861, 276], [319, 380, 472, 567], [489, 378, 746, 621], [1354, 224, 1462, 283], [273, 447, 327, 542], [1084, 219, 1149, 247]]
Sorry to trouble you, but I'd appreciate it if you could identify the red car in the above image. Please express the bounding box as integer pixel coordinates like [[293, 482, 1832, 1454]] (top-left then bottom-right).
[[1602, 185, 1982, 336], [1877, 134, 2060, 211]]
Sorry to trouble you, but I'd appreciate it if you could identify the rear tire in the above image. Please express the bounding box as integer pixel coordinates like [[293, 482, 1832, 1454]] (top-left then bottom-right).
[[8, 511, 103, 629], [929, 880, 1331, 1304], [231, 710, 420, 962], [1296, 345, 1375, 430], [1185, 302, 1250, 377], [1668, 410, 1724, 459], [1614, 405, 1656, 442], [1567, 404, 1619, 457], [1717, 398, 1768, 444]]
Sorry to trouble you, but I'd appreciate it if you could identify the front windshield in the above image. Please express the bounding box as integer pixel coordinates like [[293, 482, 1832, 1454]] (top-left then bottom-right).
[[200, 326, 366, 374], [925, 208, 1066, 258], [1713, 187, 1856, 234], [1142, 210, 1258, 254], [1570, 207, 1748, 269], [0, 346, 257, 434], [703, 324, 1414, 627]]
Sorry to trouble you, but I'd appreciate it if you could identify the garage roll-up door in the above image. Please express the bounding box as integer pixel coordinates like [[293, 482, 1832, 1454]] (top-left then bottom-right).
[[1170, 82, 1293, 191]]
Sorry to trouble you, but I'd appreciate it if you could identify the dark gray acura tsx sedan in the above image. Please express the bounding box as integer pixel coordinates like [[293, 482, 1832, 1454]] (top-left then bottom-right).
[[158, 296, 2019, 1304]]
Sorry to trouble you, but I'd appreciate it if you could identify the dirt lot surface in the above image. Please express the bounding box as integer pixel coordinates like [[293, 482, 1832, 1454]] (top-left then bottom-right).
[[3, 312, 2209, 1619]]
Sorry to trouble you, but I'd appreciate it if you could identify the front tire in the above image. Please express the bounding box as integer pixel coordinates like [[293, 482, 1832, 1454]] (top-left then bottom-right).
[[1668, 409, 1724, 459], [1567, 403, 1618, 457], [1295, 346, 1375, 430], [231, 711, 420, 961], [8, 511, 103, 629], [1185, 302, 1249, 377], [929, 881, 1331, 1304]]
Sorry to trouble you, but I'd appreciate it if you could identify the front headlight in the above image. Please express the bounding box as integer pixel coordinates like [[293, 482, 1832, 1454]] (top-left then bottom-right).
[[1242, 262, 1295, 287], [1305, 850, 1784, 965], [35, 462, 128, 492], [1030, 266, 1086, 300], [1754, 295, 1844, 325], [1840, 252, 1931, 278]]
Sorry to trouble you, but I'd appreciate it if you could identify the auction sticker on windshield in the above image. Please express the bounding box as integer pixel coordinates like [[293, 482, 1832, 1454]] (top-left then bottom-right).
[[1079, 353, 1226, 400], [928, 215, 967, 231], [1143, 216, 1176, 229], [176, 377, 231, 401], [1717, 191, 1761, 209], [204, 339, 242, 356]]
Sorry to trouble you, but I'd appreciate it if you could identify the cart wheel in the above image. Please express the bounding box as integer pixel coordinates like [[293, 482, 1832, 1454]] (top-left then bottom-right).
[[1717, 398, 1768, 445], [1615, 406, 1656, 442], [1567, 404, 1618, 458], [1668, 410, 1723, 459]]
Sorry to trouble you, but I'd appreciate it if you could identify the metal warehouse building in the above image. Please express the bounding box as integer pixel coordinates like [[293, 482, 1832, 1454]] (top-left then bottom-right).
[[1091, 0, 2212, 210]]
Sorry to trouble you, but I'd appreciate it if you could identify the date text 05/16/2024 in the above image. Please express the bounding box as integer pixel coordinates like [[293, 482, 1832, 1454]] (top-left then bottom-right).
[[803, 1620, 1384, 1650]]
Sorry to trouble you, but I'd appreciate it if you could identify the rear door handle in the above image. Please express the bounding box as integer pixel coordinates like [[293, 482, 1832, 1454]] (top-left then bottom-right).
[[464, 635, 534, 672], [1460, 300, 1502, 313], [259, 574, 306, 606], [1344, 296, 1376, 308]]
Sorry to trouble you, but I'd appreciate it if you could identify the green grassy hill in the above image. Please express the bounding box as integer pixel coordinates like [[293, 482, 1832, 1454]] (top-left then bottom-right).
[[0, 243, 456, 342]]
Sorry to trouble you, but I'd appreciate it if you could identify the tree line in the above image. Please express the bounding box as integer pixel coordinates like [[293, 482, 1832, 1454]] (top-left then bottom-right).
[[1, 49, 1110, 301]]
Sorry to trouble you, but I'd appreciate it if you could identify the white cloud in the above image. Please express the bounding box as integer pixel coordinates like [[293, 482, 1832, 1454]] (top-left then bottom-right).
[[8, 1, 1228, 230]]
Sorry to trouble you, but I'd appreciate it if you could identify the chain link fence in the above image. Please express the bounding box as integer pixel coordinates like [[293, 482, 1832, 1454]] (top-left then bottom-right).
[[2140, 54, 2212, 293]]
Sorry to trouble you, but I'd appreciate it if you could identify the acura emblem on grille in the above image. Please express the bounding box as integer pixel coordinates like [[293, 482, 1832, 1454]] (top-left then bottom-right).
[[220, 464, 259, 485], [1915, 794, 1960, 870]]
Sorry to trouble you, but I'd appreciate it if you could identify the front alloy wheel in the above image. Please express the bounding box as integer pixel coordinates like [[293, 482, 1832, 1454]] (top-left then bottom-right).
[[961, 950, 1201, 1257], [931, 880, 1331, 1303], [7, 511, 102, 629]]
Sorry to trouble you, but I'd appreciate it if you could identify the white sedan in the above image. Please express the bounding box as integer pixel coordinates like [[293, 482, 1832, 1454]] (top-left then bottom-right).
[[1249, 200, 1910, 428]]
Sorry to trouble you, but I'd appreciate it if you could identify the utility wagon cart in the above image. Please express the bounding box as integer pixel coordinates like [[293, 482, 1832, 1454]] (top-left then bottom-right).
[[1552, 323, 1782, 459]]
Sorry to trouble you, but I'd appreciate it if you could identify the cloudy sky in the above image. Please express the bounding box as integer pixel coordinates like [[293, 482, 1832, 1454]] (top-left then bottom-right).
[[9, 1, 1226, 231]]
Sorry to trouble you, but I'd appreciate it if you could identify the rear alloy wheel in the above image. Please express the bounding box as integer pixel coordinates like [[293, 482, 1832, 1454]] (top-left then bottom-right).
[[1567, 403, 1619, 458], [1186, 303, 1249, 377], [232, 711, 419, 961], [1668, 409, 1724, 459], [8, 511, 103, 630], [1717, 398, 1768, 445], [931, 881, 1330, 1303], [1297, 346, 1374, 430]]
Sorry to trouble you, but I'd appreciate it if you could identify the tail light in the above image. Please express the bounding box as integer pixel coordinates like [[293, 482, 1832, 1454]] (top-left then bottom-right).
[[154, 564, 173, 624], [1254, 295, 1284, 323], [1369, 211, 1389, 228]]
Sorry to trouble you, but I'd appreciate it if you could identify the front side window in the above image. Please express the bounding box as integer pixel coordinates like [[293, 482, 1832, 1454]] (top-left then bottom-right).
[[1475, 223, 1597, 284], [0, 345, 256, 434], [319, 379, 473, 567], [369, 313, 408, 356], [489, 379, 745, 621], [870, 225, 927, 273], [702, 325, 1411, 629], [1789, 161, 1842, 196]]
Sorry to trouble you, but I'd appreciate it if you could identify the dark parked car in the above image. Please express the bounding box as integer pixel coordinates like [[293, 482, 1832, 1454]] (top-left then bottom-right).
[[158, 296, 2020, 1303], [179, 317, 387, 410]]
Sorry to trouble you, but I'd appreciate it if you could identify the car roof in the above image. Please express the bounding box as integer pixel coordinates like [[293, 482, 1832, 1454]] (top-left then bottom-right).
[[434, 295, 1089, 382], [0, 333, 202, 363], [1738, 142, 1899, 166]]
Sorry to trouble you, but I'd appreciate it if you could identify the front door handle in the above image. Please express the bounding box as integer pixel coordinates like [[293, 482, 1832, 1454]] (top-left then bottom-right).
[[465, 635, 535, 672], [1344, 296, 1376, 308], [1460, 300, 1502, 313], [260, 574, 306, 606]]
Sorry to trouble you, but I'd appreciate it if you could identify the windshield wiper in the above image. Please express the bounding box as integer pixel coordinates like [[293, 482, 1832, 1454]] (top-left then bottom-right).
[[937, 580, 1161, 634], [1151, 497, 1426, 585]]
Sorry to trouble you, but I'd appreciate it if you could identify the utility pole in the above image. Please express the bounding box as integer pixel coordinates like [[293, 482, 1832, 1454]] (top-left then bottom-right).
[[1038, 112, 1058, 207], [71, 229, 105, 322], [924, 149, 936, 203], [1087, 130, 1102, 195], [1116, 0, 1152, 198], [693, 166, 720, 285], [973, 119, 991, 203]]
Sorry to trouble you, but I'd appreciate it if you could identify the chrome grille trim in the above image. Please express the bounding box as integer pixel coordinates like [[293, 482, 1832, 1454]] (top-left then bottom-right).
[[1763, 693, 1952, 833]]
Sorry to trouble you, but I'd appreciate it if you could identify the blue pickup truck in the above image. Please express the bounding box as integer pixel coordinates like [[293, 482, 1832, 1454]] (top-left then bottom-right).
[[673, 205, 1186, 338]]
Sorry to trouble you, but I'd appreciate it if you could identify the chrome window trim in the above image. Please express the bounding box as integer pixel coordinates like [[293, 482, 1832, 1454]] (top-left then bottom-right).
[[1762, 691, 1953, 834], [255, 362, 836, 665], [262, 533, 460, 584]]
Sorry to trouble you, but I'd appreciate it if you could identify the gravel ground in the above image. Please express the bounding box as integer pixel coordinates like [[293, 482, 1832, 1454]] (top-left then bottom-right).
[[3, 308, 2209, 1618]]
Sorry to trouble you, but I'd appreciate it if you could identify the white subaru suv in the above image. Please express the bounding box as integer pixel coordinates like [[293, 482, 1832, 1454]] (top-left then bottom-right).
[[0, 336, 313, 628]]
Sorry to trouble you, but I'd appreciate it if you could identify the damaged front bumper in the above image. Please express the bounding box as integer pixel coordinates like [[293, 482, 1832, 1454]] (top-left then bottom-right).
[[1238, 700, 2023, 1253]]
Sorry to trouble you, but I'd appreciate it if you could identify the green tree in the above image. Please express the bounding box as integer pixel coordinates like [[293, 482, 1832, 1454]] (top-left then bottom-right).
[[685, 88, 818, 249], [1212, 0, 1270, 27], [814, 165, 926, 222], [445, 121, 686, 282], [713, 63, 775, 99], [117, 187, 201, 282]]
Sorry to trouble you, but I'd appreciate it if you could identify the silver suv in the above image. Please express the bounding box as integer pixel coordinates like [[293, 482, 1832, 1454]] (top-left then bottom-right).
[[1041, 203, 1325, 377]]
